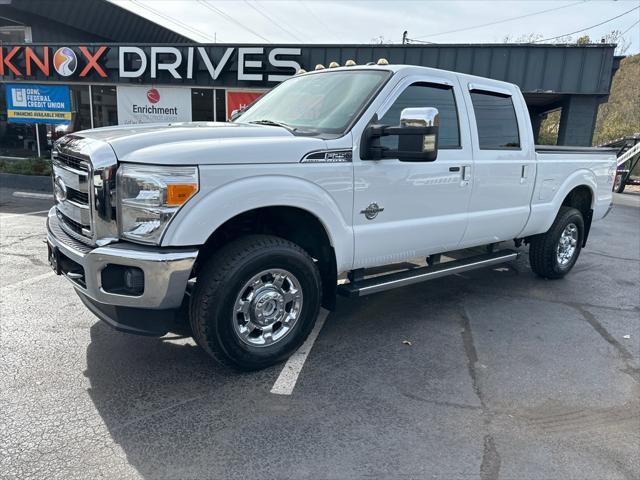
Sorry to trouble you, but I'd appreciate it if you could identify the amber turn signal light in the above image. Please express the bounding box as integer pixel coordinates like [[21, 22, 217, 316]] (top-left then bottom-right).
[[167, 183, 198, 206]]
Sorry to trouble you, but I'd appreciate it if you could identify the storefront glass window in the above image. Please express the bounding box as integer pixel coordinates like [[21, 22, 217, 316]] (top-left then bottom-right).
[[192, 89, 214, 121], [49, 85, 91, 145], [70, 85, 92, 132], [215, 89, 226, 122], [0, 82, 41, 157], [92, 86, 118, 128], [0, 26, 32, 43]]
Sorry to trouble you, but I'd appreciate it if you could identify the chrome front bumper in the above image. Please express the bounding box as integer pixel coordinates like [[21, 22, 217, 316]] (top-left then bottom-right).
[[46, 207, 198, 310]]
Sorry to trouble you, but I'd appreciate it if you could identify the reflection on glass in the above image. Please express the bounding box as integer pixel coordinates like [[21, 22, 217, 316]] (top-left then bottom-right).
[[192, 89, 214, 121], [92, 86, 118, 128]]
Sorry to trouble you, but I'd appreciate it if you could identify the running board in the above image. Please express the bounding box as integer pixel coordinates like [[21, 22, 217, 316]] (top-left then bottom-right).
[[338, 250, 519, 297]]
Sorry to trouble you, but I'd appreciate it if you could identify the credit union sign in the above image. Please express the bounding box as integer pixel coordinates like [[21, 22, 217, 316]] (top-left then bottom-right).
[[5, 83, 72, 124]]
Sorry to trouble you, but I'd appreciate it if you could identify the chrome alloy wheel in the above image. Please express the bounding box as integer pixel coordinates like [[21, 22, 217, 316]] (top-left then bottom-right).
[[232, 269, 303, 347], [556, 223, 578, 266]]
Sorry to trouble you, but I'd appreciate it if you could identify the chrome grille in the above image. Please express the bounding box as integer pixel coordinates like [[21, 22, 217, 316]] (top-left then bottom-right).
[[52, 134, 119, 246], [52, 146, 92, 243], [49, 212, 93, 254], [55, 152, 90, 172], [67, 187, 88, 204], [56, 209, 85, 236]]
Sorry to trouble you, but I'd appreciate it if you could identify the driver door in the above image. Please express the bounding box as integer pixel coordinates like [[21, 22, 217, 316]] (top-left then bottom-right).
[[352, 75, 473, 269]]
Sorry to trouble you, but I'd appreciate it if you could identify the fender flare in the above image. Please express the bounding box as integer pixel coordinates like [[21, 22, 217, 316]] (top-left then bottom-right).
[[527, 168, 597, 237], [161, 174, 354, 272], [553, 167, 596, 205]]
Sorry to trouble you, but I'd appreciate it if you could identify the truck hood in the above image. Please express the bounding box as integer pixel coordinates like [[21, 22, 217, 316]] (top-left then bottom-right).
[[75, 122, 329, 165]]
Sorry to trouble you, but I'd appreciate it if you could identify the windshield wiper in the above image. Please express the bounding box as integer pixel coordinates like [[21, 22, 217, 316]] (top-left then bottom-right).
[[248, 119, 298, 132]]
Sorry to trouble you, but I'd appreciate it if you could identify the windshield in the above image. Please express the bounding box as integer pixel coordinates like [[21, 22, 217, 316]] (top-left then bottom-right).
[[236, 70, 390, 135]]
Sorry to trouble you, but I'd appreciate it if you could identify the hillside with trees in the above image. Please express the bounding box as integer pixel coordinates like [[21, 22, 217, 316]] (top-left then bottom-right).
[[504, 30, 638, 146], [537, 53, 639, 146], [593, 53, 640, 145]]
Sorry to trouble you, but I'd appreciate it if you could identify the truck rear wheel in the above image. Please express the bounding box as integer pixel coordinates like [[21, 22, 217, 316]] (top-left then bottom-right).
[[190, 235, 321, 370], [529, 206, 584, 279]]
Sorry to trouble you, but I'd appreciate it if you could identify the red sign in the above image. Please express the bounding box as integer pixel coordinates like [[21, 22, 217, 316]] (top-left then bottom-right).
[[226, 90, 264, 120]]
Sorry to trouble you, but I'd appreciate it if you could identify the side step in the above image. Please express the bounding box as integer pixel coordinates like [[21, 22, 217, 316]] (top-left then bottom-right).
[[338, 250, 519, 297]]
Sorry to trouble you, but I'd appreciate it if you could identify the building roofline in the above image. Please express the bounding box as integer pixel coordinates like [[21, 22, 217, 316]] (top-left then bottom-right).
[[1, 42, 618, 49], [104, 0, 195, 42], [0, 0, 193, 43]]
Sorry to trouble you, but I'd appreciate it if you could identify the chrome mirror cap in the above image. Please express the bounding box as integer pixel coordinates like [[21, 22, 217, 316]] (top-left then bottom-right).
[[400, 107, 440, 128]]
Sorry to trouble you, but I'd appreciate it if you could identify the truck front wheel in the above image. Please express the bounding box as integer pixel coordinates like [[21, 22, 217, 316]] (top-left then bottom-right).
[[529, 206, 584, 279], [190, 235, 322, 370]]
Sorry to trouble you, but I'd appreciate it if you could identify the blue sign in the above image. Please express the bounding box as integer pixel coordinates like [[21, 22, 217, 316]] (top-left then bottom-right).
[[5, 83, 72, 124]]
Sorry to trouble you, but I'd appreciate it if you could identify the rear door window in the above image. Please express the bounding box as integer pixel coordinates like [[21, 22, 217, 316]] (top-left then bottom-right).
[[470, 90, 520, 149]]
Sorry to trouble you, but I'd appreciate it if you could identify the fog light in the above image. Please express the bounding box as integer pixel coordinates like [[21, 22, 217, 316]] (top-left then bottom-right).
[[101, 264, 144, 296], [124, 267, 144, 294]]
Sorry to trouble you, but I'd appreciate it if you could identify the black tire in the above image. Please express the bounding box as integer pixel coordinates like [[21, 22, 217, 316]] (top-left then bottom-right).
[[529, 206, 584, 279], [190, 235, 322, 370], [614, 172, 626, 193]]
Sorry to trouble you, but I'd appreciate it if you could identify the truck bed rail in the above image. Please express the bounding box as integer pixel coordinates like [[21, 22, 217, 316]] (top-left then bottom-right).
[[535, 145, 618, 154]]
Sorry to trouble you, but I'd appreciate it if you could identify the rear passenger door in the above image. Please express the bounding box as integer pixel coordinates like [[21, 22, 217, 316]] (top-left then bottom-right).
[[460, 84, 536, 247]]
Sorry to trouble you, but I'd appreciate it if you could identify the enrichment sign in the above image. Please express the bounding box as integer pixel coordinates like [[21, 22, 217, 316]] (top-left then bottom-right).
[[5, 83, 71, 124], [117, 85, 191, 125]]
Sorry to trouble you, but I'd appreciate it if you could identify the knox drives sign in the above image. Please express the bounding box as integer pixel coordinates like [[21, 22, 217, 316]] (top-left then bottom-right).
[[0, 45, 301, 86]]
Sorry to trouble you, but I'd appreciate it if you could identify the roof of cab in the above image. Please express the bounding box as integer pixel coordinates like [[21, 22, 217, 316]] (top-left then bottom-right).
[[297, 63, 520, 92]]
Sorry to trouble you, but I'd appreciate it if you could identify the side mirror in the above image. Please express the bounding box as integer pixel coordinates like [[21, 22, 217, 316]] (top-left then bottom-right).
[[361, 107, 440, 162]]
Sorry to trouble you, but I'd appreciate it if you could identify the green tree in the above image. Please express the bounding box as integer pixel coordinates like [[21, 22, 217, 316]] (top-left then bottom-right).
[[593, 54, 640, 145], [538, 111, 561, 145]]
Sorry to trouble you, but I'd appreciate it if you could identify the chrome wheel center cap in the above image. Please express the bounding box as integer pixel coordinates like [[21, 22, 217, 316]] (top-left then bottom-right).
[[252, 289, 284, 326], [233, 268, 304, 347], [556, 223, 578, 266]]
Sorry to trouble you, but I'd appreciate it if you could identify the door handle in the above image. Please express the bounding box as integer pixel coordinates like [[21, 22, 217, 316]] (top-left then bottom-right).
[[449, 166, 460, 172], [460, 165, 471, 186], [520, 165, 528, 184]]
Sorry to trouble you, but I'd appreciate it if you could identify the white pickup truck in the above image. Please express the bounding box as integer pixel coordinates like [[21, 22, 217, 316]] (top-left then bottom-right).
[[47, 63, 616, 369]]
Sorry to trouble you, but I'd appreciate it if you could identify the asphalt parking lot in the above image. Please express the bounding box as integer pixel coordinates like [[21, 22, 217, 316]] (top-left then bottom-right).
[[1, 187, 639, 480]]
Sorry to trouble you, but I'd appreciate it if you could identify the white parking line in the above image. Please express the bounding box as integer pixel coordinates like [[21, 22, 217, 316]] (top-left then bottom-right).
[[0, 271, 56, 292], [271, 309, 329, 396], [0, 209, 50, 219], [12, 191, 52, 200]]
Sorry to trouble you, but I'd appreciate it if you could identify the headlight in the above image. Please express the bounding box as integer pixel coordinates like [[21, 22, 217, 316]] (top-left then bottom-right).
[[117, 164, 199, 244]]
